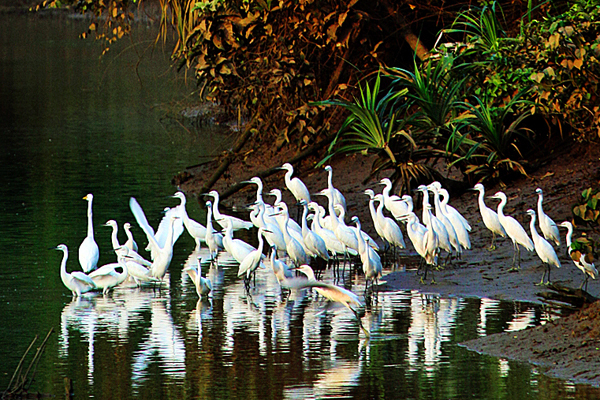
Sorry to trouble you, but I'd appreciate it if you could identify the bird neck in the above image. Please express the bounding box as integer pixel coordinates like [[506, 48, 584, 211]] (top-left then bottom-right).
[[206, 208, 213, 229], [375, 198, 386, 219], [382, 183, 391, 197], [60, 249, 69, 277], [565, 226, 573, 249], [110, 225, 120, 250], [529, 215, 540, 239], [302, 266, 316, 280], [257, 230, 265, 251], [496, 197, 507, 218], [301, 206, 309, 234], [354, 225, 366, 253], [477, 190, 487, 210], [211, 199, 223, 219], [87, 201, 94, 238], [368, 199, 378, 219]]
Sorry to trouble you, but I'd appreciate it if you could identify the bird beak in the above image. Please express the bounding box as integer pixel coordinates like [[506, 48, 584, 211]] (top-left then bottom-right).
[[240, 180, 254, 185]]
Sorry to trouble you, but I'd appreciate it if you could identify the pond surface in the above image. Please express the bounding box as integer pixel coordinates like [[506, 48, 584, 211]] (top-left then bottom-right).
[[1, 11, 600, 400]]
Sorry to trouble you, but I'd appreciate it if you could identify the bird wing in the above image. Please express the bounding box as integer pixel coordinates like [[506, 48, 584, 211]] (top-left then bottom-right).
[[282, 278, 362, 306], [129, 197, 159, 249], [156, 207, 185, 247], [184, 266, 199, 286], [70, 271, 97, 287]]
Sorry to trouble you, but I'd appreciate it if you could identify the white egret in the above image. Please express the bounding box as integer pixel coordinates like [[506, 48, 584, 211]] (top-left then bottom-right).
[[308, 201, 353, 258], [248, 202, 286, 251], [427, 183, 463, 256], [416, 185, 452, 257], [270, 245, 294, 286], [154, 207, 185, 254], [536, 188, 560, 246], [315, 190, 359, 266], [489, 191, 534, 270], [379, 178, 409, 219], [267, 189, 303, 235], [399, 212, 427, 262], [144, 213, 180, 280], [284, 265, 369, 337], [274, 203, 309, 266], [421, 205, 439, 283], [221, 217, 260, 264], [299, 200, 330, 261], [79, 193, 100, 273], [129, 197, 183, 261], [526, 209, 560, 285], [123, 222, 138, 252], [204, 200, 224, 262], [339, 203, 380, 251], [559, 221, 598, 290], [172, 191, 208, 242], [402, 194, 415, 214], [103, 219, 122, 250], [429, 182, 472, 231], [54, 244, 97, 297], [324, 165, 347, 216], [184, 257, 212, 298], [364, 190, 387, 248], [237, 227, 269, 282], [472, 183, 506, 250], [88, 257, 129, 295], [436, 187, 471, 250], [279, 163, 311, 203], [351, 216, 383, 289], [373, 194, 406, 252], [104, 221, 153, 284], [206, 190, 253, 231], [114, 246, 158, 286], [243, 176, 276, 215]]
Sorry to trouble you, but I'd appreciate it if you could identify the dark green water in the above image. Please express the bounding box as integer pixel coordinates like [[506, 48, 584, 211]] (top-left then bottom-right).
[[1, 12, 599, 400]]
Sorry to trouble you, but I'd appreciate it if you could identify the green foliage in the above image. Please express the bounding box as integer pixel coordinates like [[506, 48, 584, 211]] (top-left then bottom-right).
[[167, 0, 393, 147], [446, 0, 600, 140], [316, 73, 407, 168], [449, 92, 533, 183], [573, 187, 600, 225], [445, 1, 507, 54], [316, 73, 442, 193], [386, 55, 468, 142]]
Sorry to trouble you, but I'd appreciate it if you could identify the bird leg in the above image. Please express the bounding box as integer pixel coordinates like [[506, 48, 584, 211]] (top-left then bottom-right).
[[420, 264, 428, 284], [507, 243, 520, 272], [488, 232, 497, 251], [350, 308, 371, 338], [535, 264, 548, 286]]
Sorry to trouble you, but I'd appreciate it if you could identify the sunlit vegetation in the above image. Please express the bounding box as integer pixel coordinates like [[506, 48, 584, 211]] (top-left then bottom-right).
[[34, 0, 600, 191], [320, 0, 600, 189]]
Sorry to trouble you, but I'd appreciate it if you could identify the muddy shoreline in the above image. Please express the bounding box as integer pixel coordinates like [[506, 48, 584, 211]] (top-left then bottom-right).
[[177, 138, 600, 386]]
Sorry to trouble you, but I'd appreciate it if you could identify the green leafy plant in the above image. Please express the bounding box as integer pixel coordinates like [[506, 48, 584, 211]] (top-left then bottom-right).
[[316, 73, 408, 167], [316, 73, 443, 193], [385, 54, 468, 144], [573, 187, 600, 225], [445, 0, 507, 55], [449, 93, 533, 183]]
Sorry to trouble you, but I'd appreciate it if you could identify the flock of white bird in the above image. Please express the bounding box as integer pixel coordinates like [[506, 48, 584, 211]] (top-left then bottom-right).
[[54, 163, 598, 334]]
